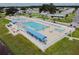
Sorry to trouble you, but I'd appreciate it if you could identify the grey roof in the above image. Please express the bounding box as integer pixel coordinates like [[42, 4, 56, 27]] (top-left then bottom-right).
[[47, 14, 66, 17]]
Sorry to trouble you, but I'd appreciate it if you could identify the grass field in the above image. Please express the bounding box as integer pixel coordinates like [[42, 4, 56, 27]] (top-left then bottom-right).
[[46, 37, 79, 55], [31, 13, 49, 20], [33, 13, 75, 23], [53, 13, 75, 23], [26, 13, 75, 23], [0, 18, 43, 55], [18, 13, 49, 20], [0, 18, 79, 55], [17, 12, 75, 23], [69, 28, 79, 38]]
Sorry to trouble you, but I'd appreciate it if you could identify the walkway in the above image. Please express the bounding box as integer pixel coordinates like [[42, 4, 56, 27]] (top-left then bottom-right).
[[66, 36, 79, 40]]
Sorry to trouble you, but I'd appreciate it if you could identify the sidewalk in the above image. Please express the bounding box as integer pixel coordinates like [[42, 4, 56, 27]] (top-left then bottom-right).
[[66, 36, 79, 40]]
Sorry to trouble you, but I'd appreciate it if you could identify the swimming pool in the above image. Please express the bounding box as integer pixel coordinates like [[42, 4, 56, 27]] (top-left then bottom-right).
[[55, 28, 65, 32], [14, 18, 26, 20], [23, 22, 48, 31]]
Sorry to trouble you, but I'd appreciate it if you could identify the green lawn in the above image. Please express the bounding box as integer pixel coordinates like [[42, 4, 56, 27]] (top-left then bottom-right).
[[0, 18, 43, 55], [0, 34, 43, 54], [0, 18, 79, 55], [0, 18, 10, 25], [31, 13, 42, 18], [46, 37, 79, 55], [56, 13, 75, 23], [27, 13, 75, 23], [31, 13, 49, 20], [18, 13, 49, 20], [0, 13, 5, 18], [17, 12, 75, 23], [69, 28, 79, 38], [17, 13, 30, 17], [52, 13, 75, 23]]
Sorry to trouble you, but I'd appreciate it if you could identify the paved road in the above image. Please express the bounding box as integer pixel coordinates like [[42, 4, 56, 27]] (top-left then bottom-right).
[[0, 42, 11, 55], [72, 8, 79, 28]]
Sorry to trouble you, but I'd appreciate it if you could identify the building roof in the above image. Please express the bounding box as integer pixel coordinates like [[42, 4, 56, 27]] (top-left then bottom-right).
[[26, 28, 47, 42], [48, 14, 66, 17]]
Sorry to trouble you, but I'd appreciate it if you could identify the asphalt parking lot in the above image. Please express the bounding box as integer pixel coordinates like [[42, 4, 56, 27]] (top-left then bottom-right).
[[0, 41, 11, 55]]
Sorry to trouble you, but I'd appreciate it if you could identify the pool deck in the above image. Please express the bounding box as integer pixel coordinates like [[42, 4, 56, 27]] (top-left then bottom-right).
[[6, 16, 75, 52]]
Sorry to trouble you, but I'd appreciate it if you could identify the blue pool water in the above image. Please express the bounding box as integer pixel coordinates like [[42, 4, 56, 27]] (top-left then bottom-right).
[[55, 28, 65, 32], [14, 18, 26, 20], [23, 22, 48, 31]]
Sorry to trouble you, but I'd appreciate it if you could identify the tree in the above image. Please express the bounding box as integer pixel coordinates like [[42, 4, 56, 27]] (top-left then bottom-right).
[[20, 7, 27, 13], [0, 7, 5, 18], [39, 3, 56, 14], [48, 3, 56, 14], [39, 4, 49, 13], [20, 7, 26, 10], [0, 7, 4, 13], [5, 7, 18, 16]]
